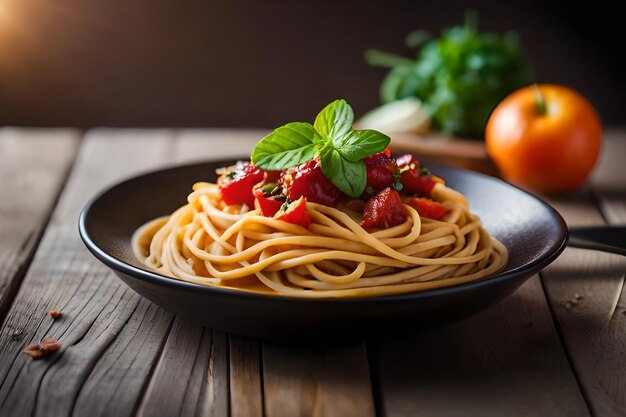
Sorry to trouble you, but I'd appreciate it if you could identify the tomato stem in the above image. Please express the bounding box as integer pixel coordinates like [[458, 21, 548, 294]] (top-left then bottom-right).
[[532, 84, 547, 116]]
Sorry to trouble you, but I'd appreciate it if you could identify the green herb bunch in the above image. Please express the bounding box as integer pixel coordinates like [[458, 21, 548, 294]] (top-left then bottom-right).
[[365, 12, 533, 138]]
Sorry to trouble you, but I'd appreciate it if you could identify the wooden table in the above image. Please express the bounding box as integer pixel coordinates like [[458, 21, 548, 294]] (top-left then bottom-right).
[[0, 127, 625, 417]]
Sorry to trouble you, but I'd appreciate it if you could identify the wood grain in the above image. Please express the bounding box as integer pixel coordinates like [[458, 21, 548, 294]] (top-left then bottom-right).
[[1, 126, 622, 417], [230, 336, 263, 417], [56, 298, 172, 417], [262, 341, 376, 417], [0, 129, 179, 417], [0, 128, 80, 322], [137, 320, 229, 417], [540, 131, 626, 416], [172, 128, 267, 163], [373, 276, 590, 417]]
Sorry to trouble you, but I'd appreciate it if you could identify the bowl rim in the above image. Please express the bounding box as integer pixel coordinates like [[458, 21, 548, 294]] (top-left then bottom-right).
[[78, 160, 569, 304]]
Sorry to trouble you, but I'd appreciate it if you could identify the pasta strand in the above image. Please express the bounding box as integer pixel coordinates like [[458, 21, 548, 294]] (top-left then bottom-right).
[[132, 182, 508, 298]]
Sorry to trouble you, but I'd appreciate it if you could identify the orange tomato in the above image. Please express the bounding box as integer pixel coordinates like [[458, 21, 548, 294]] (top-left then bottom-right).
[[485, 84, 602, 193]]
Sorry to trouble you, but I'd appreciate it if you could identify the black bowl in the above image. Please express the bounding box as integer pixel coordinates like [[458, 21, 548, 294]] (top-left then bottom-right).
[[79, 160, 567, 341]]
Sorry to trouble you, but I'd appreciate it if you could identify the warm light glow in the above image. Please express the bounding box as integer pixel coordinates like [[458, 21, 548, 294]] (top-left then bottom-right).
[[0, 1, 16, 65], [0, 0, 18, 37], [0, 0, 98, 94], [0, 0, 46, 79], [0, 1, 9, 21]]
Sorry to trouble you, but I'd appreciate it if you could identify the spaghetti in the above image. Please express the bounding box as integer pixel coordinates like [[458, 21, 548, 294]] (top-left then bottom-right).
[[132, 179, 508, 298]]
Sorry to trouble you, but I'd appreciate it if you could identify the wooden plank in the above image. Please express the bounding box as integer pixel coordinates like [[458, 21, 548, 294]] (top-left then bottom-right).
[[540, 130, 626, 416], [230, 336, 263, 417], [56, 298, 172, 417], [0, 128, 80, 322], [262, 342, 376, 417], [172, 128, 268, 162], [374, 275, 590, 416], [0, 129, 181, 417], [388, 132, 497, 176], [136, 321, 229, 417]]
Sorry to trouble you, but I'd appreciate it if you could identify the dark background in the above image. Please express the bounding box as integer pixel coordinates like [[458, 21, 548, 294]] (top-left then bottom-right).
[[0, 0, 624, 129]]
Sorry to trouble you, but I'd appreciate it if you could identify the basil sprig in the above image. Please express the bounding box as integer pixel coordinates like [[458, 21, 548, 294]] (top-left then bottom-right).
[[251, 99, 390, 197]]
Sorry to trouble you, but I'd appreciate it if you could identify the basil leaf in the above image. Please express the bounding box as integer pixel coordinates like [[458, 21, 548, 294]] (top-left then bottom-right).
[[251, 122, 320, 170], [320, 148, 366, 198], [314, 99, 354, 140], [333, 129, 390, 162]]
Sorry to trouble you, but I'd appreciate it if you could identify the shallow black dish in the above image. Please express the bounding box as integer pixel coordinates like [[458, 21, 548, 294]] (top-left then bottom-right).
[[79, 160, 567, 341]]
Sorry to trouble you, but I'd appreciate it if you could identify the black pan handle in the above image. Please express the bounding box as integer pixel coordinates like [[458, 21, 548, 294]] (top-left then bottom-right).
[[567, 226, 626, 256]]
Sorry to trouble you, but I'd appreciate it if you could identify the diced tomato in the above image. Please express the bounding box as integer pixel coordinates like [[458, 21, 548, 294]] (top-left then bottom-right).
[[218, 162, 265, 207], [400, 169, 437, 197], [280, 159, 340, 206], [274, 197, 311, 228], [263, 170, 282, 185], [253, 188, 284, 217], [364, 151, 397, 194], [361, 187, 407, 228], [407, 198, 447, 221], [396, 154, 438, 197]]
